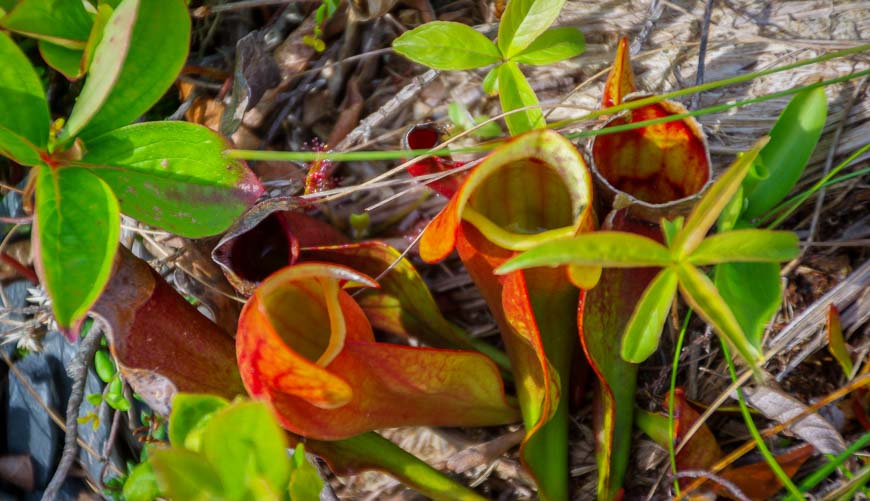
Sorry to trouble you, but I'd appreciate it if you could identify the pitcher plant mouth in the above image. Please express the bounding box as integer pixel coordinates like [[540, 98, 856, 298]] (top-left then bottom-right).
[[420, 129, 594, 262], [589, 38, 712, 223], [236, 262, 519, 440]]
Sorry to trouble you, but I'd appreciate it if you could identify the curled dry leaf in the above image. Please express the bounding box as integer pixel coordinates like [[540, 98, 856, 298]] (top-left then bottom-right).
[[740, 385, 847, 455]]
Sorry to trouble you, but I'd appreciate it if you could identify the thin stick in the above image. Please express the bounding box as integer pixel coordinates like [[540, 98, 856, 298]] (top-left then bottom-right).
[[690, 0, 714, 110], [42, 328, 104, 501]]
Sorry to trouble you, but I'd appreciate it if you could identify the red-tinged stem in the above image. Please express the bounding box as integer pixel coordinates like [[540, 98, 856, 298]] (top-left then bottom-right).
[[0, 252, 37, 283]]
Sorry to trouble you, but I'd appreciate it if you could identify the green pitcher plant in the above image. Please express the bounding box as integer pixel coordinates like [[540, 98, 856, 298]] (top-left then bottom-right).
[[416, 128, 595, 500]]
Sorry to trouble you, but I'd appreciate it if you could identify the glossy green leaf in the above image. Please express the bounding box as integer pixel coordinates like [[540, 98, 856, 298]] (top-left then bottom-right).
[[742, 87, 828, 220], [81, 3, 114, 75], [38, 40, 84, 80], [168, 393, 228, 451], [688, 229, 799, 265], [35, 166, 120, 330], [498, 232, 671, 274], [62, 0, 190, 141], [672, 138, 767, 259], [0, 0, 15, 14], [620, 268, 678, 363], [511, 26, 584, 65], [0, 0, 92, 48], [201, 401, 290, 500], [482, 65, 499, 95], [150, 448, 224, 501], [123, 461, 160, 501], [392, 21, 501, 70], [717, 184, 744, 232], [0, 32, 50, 165], [288, 445, 324, 501], [714, 261, 782, 350], [94, 349, 116, 382], [498, 0, 566, 58], [498, 61, 545, 135], [82, 121, 263, 237], [676, 263, 762, 371]]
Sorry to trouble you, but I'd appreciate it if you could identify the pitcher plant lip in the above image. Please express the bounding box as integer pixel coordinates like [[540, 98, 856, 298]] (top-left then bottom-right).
[[420, 129, 594, 263]]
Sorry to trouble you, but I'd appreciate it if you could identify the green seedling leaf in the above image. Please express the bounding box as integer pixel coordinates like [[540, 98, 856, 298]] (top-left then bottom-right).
[[38, 40, 84, 80], [392, 21, 501, 70], [660, 216, 683, 247], [201, 401, 290, 500], [82, 121, 264, 237], [482, 65, 499, 95], [62, 0, 190, 141], [150, 448, 224, 501], [288, 445, 324, 501], [168, 393, 228, 451], [498, 0, 566, 58], [0, 0, 93, 48], [714, 262, 782, 350], [498, 61, 545, 135], [688, 229, 799, 265], [676, 263, 762, 372], [672, 138, 768, 259], [34, 166, 120, 331], [511, 26, 585, 65], [0, 32, 50, 165], [498, 232, 671, 273], [123, 461, 160, 501], [826, 304, 853, 376], [86, 393, 103, 406], [742, 87, 828, 220], [94, 348, 116, 382], [620, 269, 678, 363], [717, 184, 744, 232], [106, 389, 132, 411]]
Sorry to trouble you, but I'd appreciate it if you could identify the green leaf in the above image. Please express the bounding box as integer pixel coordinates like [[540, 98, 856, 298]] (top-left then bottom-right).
[[741, 87, 828, 220], [35, 165, 120, 330], [688, 229, 799, 265], [288, 445, 324, 501], [498, 231, 671, 274], [0, 32, 50, 165], [168, 393, 228, 451], [497, 61, 545, 135], [61, 0, 190, 141], [201, 401, 290, 500], [392, 21, 501, 70], [150, 448, 224, 501], [0, 0, 93, 48], [498, 0, 566, 58], [620, 268, 678, 363], [511, 26, 584, 65], [38, 40, 84, 80], [672, 138, 767, 259], [714, 261, 782, 350], [660, 216, 683, 247], [81, 3, 114, 75], [123, 461, 160, 501], [482, 65, 500, 95], [94, 349, 116, 382], [82, 121, 263, 237], [717, 184, 744, 232], [676, 263, 762, 371]]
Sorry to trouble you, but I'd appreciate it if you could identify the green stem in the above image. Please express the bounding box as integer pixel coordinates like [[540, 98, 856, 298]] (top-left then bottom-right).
[[226, 48, 870, 164], [667, 310, 693, 495], [791, 430, 870, 498], [764, 143, 870, 228], [720, 340, 803, 499], [318, 433, 488, 501], [564, 68, 870, 140]]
